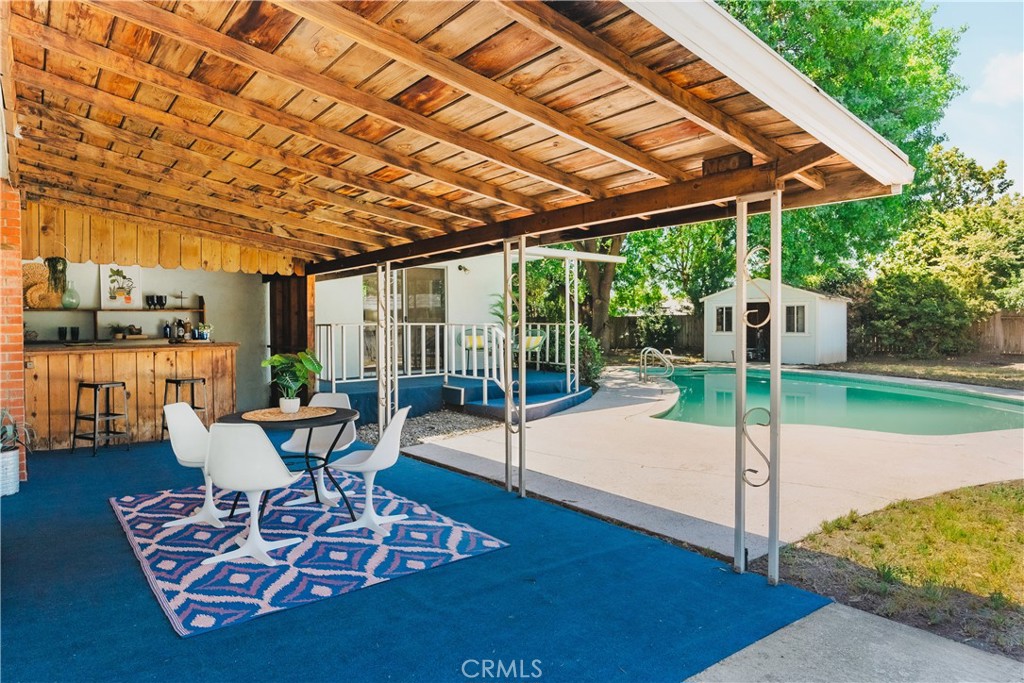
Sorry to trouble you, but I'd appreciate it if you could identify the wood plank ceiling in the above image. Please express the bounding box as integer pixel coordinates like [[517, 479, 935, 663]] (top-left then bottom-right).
[[1, 0, 894, 273]]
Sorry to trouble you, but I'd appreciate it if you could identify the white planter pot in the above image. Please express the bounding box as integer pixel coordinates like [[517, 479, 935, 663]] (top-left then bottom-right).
[[279, 397, 301, 414], [1, 447, 20, 496]]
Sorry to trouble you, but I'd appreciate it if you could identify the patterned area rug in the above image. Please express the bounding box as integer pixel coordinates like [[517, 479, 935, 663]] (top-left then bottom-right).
[[110, 472, 508, 637]]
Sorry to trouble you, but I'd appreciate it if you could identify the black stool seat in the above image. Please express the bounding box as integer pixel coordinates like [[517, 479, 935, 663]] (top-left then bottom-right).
[[161, 377, 209, 439], [72, 381, 131, 456]]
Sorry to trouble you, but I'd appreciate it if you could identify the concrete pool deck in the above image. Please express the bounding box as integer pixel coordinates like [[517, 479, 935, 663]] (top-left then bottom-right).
[[405, 367, 1024, 681], [406, 367, 1024, 559]]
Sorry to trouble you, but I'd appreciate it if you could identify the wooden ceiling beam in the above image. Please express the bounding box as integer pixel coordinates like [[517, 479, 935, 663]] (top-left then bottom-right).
[[538, 171, 896, 246], [776, 143, 837, 182], [82, 0, 609, 200], [20, 98, 428, 242], [19, 155, 348, 258], [493, 0, 826, 191], [277, 0, 690, 183], [19, 174, 336, 259], [19, 105, 406, 248], [19, 134, 390, 252], [309, 164, 779, 274], [0, 2, 22, 185], [7, 14, 545, 215], [15, 64, 452, 235]]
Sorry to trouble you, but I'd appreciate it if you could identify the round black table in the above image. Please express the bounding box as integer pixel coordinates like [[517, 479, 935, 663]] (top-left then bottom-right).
[[218, 407, 360, 516]]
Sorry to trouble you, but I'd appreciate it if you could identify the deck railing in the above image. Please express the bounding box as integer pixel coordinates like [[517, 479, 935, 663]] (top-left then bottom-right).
[[315, 322, 574, 394]]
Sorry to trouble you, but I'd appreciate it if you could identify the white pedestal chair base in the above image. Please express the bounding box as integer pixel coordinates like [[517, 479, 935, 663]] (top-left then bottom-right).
[[283, 468, 341, 507], [202, 491, 301, 566], [326, 471, 407, 535], [163, 475, 229, 529], [328, 511, 408, 535]]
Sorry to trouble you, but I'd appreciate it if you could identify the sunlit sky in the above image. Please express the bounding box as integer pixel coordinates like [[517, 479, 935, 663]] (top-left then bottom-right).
[[930, 1, 1024, 192]]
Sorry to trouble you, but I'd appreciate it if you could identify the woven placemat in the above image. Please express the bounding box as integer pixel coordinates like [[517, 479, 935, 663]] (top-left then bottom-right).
[[241, 406, 336, 421]]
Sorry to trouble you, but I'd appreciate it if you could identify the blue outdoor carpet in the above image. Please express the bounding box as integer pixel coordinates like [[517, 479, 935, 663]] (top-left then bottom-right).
[[2, 439, 829, 682], [111, 472, 506, 636]]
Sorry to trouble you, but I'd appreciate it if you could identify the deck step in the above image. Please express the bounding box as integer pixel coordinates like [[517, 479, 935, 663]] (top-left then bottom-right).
[[463, 388, 592, 422]]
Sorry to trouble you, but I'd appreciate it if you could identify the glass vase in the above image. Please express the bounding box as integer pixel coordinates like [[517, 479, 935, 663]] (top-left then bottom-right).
[[61, 281, 81, 309]]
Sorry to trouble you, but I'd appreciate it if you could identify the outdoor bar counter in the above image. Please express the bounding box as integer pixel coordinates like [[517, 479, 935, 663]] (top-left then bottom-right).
[[24, 341, 238, 450]]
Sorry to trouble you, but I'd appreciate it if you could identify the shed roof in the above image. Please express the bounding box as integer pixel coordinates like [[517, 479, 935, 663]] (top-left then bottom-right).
[[701, 278, 852, 303], [1, 0, 913, 274]]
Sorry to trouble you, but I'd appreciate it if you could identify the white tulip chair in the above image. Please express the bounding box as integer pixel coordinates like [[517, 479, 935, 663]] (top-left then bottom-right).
[[280, 392, 356, 510], [162, 402, 229, 529], [202, 423, 303, 566], [327, 406, 410, 535]]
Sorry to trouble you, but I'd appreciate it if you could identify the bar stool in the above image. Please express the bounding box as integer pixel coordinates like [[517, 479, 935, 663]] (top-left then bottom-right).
[[72, 381, 131, 456], [162, 378, 208, 439]]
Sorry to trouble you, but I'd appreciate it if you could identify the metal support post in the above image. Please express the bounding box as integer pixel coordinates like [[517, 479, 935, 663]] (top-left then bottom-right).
[[564, 258, 572, 392], [767, 188, 783, 585], [376, 263, 389, 434], [517, 235, 527, 498], [734, 198, 748, 573], [503, 241, 513, 493]]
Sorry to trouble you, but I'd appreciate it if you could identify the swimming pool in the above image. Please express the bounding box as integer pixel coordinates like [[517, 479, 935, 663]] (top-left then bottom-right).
[[657, 368, 1024, 435]]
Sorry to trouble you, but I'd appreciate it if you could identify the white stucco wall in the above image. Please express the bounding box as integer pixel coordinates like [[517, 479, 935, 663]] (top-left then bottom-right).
[[702, 280, 847, 365], [23, 259, 270, 410], [314, 253, 504, 378]]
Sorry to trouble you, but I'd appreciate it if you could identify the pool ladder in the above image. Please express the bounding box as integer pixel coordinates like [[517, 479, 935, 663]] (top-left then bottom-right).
[[639, 347, 674, 382]]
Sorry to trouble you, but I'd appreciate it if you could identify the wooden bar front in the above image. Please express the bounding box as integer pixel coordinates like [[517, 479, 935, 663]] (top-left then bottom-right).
[[24, 342, 238, 450]]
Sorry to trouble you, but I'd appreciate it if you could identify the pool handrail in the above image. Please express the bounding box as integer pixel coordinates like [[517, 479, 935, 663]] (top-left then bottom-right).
[[640, 347, 674, 382]]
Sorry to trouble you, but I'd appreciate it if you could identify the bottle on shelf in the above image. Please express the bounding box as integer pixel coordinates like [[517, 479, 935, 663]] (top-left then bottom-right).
[[163, 321, 171, 339]]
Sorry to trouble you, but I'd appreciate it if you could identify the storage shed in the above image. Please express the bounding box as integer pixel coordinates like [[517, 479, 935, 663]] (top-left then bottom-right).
[[702, 279, 848, 365]]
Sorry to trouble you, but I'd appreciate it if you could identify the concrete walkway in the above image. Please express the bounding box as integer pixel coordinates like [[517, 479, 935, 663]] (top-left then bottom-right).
[[690, 604, 1023, 682], [408, 367, 1023, 558]]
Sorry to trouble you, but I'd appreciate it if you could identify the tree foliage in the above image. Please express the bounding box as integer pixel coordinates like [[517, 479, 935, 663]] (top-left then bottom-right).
[[884, 195, 1024, 317], [862, 271, 975, 357], [613, 223, 736, 315], [922, 146, 1015, 212], [727, 0, 964, 282]]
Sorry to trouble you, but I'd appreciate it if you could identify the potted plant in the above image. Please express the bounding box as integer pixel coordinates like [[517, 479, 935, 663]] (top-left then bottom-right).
[[1, 408, 33, 496], [261, 350, 322, 413]]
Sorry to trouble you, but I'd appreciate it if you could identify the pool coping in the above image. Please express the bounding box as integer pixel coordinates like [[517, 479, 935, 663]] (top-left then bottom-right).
[[682, 362, 1024, 404]]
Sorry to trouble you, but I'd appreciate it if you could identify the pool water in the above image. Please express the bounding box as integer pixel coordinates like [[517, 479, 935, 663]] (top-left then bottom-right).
[[658, 368, 1024, 435]]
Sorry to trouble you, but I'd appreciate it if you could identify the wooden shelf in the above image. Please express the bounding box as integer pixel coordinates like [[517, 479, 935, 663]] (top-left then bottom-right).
[[24, 307, 204, 312]]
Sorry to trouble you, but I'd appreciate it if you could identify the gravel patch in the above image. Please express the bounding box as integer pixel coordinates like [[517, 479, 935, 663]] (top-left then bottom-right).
[[358, 409, 500, 447]]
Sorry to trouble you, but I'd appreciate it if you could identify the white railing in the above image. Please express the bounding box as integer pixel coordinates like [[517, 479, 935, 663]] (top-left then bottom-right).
[[639, 346, 674, 382], [316, 322, 573, 394]]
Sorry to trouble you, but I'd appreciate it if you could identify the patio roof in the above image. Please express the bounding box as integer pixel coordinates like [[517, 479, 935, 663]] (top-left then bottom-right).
[[1, 0, 913, 274]]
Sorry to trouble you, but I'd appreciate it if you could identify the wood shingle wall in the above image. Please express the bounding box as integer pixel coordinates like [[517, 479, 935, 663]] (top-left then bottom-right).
[[21, 201, 306, 276]]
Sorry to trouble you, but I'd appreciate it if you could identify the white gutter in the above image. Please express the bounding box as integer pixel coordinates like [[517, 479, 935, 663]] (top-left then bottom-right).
[[516, 246, 627, 264], [624, 0, 916, 187]]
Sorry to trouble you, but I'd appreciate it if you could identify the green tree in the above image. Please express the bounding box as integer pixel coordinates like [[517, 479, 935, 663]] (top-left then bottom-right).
[[682, 1, 962, 286], [884, 194, 1024, 318], [613, 223, 736, 316], [922, 145, 1015, 212]]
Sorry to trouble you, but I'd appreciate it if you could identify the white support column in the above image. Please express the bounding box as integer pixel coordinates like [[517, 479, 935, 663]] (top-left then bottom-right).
[[767, 188, 784, 585], [503, 241, 514, 493], [376, 264, 388, 434], [734, 199, 748, 573], [564, 258, 572, 392], [571, 259, 580, 393], [389, 264, 400, 421], [517, 235, 528, 498]]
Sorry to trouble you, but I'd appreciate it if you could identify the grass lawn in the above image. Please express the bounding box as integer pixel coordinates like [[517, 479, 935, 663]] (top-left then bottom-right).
[[752, 481, 1024, 660], [821, 354, 1024, 390]]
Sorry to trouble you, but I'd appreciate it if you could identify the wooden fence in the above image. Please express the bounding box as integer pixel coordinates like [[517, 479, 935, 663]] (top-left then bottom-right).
[[608, 315, 704, 352], [971, 310, 1024, 355]]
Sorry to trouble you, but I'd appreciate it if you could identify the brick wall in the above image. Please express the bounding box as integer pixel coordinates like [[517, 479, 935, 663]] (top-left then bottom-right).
[[1, 178, 26, 480]]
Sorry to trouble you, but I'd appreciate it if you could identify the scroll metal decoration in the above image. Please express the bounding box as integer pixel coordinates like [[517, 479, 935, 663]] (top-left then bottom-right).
[[741, 407, 772, 487]]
